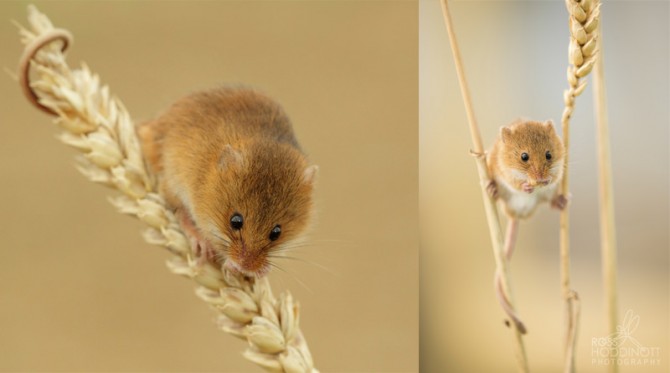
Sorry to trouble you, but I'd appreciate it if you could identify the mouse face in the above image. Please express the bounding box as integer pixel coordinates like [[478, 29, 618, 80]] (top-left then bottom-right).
[[197, 140, 317, 277], [498, 120, 565, 189]]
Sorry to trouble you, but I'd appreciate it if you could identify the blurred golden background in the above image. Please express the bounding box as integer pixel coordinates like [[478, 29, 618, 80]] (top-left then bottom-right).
[[420, 1, 668, 372], [0, 2, 417, 371]]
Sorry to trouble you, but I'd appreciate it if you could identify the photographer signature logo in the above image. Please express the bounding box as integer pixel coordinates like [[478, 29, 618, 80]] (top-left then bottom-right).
[[592, 310, 661, 366]]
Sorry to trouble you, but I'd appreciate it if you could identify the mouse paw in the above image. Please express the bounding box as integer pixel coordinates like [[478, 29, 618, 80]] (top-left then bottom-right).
[[521, 182, 534, 194], [178, 210, 217, 265], [486, 180, 499, 199], [551, 194, 569, 210], [190, 236, 217, 266]]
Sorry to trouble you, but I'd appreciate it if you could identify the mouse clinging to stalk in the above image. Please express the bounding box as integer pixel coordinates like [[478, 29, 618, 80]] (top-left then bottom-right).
[[486, 119, 567, 334], [138, 87, 318, 278]]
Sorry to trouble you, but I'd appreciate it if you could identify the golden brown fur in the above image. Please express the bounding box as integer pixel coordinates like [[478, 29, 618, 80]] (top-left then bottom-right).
[[487, 119, 565, 218], [137, 87, 316, 276]]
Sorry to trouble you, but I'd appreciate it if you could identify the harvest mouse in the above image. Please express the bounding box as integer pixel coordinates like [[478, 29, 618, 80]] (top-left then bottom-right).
[[487, 119, 567, 224], [486, 119, 567, 334], [138, 87, 318, 278]]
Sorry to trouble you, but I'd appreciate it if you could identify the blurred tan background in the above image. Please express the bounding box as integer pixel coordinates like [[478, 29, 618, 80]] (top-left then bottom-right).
[[0, 2, 418, 372], [421, 1, 668, 372]]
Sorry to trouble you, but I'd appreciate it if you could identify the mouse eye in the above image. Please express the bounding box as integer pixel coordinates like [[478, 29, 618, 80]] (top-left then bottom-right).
[[230, 213, 243, 230], [520, 152, 529, 162], [269, 225, 281, 241], [545, 151, 552, 160]]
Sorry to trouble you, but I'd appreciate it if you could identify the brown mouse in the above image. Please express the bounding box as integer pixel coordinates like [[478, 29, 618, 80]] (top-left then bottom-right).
[[486, 119, 567, 334], [138, 87, 318, 277], [487, 119, 567, 220]]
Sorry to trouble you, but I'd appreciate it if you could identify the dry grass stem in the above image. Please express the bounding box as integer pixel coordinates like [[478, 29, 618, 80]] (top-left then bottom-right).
[[592, 20, 619, 373], [15, 6, 316, 372], [440, 0, 529, 371], [561, 0, 601, 372]]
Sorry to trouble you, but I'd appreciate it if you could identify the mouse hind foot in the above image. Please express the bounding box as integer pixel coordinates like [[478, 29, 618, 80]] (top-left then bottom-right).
[[551, 193, 569, 210], [486, 180, 499, 199]]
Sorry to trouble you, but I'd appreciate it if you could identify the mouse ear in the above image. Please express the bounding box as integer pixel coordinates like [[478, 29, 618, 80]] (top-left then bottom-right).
[[544, 119, 555, 132], [302, 165, 319, 185], [219, 144, 244, 170], [500, 127, 512, 143]]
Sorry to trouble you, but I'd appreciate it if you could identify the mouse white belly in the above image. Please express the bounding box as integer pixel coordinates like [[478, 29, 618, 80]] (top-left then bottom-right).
[[495, 176, 557, 218]]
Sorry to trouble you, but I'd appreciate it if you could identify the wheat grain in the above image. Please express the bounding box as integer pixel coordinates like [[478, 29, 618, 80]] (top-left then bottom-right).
[[562, 0, 600, 125], [16, 5, 316, 372]]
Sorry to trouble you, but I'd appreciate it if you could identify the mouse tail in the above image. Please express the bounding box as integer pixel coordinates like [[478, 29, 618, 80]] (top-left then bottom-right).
[[495, 271, 527, 334]]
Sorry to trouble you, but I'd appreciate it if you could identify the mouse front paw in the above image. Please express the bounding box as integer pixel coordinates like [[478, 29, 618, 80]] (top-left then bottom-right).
[[486, 180, 499, 199], [551, 194, 569, 210], [189, 236, 217, 265], [177, 210, 217, 265], [521, 182, 534, 194]]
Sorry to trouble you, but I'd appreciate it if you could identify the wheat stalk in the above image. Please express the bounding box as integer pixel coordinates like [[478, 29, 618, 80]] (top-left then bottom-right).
[[561, 0, 601, 372], [592, 19, 619, 373], [15, 6, 316, 372], [439, 1, 529, 371]]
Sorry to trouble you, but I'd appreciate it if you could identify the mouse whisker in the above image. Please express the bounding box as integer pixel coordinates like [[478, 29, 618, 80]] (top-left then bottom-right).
[[210, 231, 232, 247], [258, 241, 273, 252], [279, 241, 313, 247], [268, 261, 286, 273], [268, 254, 337, 276], [269, 246, 311, 256], [267, 261, 314, 294], [213, 250, 227, 264], [270, 241, 314, 251]]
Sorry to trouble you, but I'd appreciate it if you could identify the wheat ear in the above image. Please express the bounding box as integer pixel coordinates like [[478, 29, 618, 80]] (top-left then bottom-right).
[[15, 6, 316, 372], [592, 19, 619, 373], [561, 0, 601, 372], [440, 1, 529, 371]]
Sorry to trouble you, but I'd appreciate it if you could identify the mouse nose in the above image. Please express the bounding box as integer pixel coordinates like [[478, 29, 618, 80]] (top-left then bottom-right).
[[536, 177, 551, 186]]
